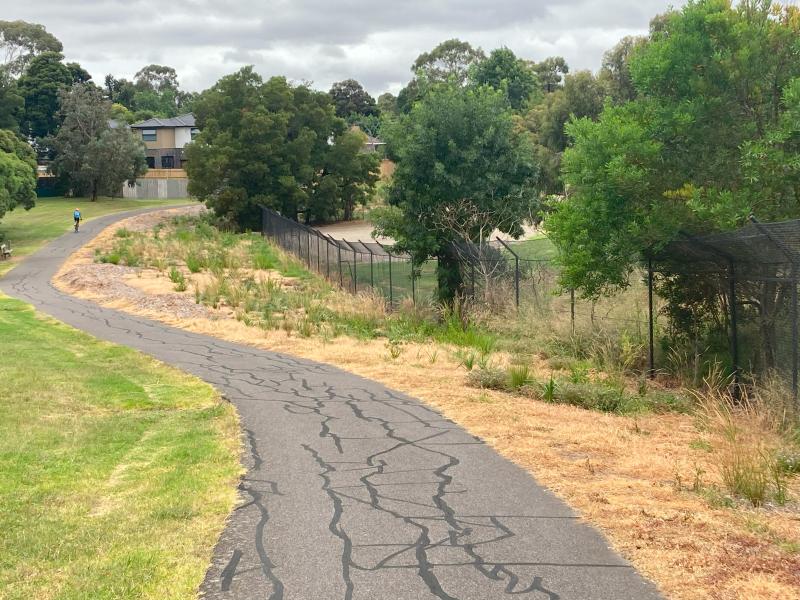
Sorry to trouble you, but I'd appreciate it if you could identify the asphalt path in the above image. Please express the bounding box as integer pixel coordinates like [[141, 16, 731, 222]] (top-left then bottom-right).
[[0, 208, 663, 599]]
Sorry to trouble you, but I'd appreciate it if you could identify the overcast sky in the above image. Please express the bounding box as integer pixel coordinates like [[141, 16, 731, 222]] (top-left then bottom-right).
[[1, 0, 685, 95]]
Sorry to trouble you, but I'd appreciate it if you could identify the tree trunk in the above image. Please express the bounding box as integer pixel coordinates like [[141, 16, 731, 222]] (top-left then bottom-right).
[[343, 197, 353, 222], [436, 248, 464, 304], [91, 180, 98, 202]]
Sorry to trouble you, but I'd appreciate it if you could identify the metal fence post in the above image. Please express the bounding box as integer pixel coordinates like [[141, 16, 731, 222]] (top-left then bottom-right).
[[411, 257, 416, 305], [376, 240, 394, 308], [647, 257, 656, 379], [570, 288, 575, 335], [388, 253, 393, 307], [362, 241, 374, 289], [497, 238, 520, 309], [337, 241, 343, 288], [325, 235, 331, 280], [793, 280, 798, 400], [343, 241, 359, 294], [729, 258, 741, 396]]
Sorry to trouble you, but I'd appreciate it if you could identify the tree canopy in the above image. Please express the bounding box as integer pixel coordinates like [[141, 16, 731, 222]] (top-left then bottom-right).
[[471, 47, 539, 109], [328, 79, 378, 119], [598, 36, 646, 104], [103, 66, 195, 120], [376, 83, 539, 300], [412, 39, 485, 84], [0, 20, 62, 76], [0, 128, 36, 220], [523, 70, 606, 194], [48, 84, 146, 200], [549, 0, 800, 297], [186, 67, 378, 229], [0, 71, 22, 131], [18, 51, 82, 141], [532, 56, 569, 93]]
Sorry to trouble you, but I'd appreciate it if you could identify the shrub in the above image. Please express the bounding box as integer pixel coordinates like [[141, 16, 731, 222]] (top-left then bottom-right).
[[467, 367, 506, 390], [557, 382, 625, 413], [185, 252, 205, 273]]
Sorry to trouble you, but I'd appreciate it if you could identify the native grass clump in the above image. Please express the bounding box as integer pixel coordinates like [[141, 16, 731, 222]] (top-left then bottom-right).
[[689, 369, 800, 508], [94, 215, 508, 352]]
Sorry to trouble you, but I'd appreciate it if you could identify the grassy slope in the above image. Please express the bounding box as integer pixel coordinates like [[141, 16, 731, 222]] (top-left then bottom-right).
[[0, 197, 190, 276], [0, 296, 240, 599]]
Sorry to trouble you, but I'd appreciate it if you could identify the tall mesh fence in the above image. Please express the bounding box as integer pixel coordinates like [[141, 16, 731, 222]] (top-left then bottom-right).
[[653, 218, 800, 398], [262, 207, 800, 399]]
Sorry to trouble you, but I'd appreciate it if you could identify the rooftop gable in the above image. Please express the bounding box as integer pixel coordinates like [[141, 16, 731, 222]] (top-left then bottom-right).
[[131, 113, 196, 129]]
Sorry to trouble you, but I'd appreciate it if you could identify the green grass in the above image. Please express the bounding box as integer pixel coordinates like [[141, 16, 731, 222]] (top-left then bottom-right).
[[509, 235, 558, 261], [0, 197, 189, 276], [0, 296, 240, 599]]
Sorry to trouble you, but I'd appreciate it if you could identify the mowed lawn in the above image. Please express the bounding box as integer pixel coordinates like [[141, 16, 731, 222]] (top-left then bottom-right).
[[0, 296, 241, 599], [0, 197, 190, 276]]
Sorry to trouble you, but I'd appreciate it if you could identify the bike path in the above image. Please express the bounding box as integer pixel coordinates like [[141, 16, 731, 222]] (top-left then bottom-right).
[[0, 209, 663, 599]]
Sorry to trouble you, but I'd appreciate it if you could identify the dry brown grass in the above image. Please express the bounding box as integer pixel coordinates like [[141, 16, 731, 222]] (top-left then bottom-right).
[[54, 209, 800, 600]]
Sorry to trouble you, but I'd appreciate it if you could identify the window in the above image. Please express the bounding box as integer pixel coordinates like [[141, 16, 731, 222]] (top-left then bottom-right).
[[190, 128, 200, 140], [145, 156, 155, 169], [161, 156, 175, 169], [142, 129, 157, 142]]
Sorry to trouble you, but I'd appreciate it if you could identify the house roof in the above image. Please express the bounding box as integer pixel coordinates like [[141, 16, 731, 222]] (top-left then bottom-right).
[[131, 113, 196, 129]]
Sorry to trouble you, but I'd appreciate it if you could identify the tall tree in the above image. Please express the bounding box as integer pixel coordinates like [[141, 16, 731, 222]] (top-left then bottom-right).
[[104, 74, 136, 107], [599, 36, 647, 104], [310, 128, 379, 222], [18, 51, 73, 140], [0, 20, 62, 76], [186, 67, 378, 229], [412, 39, 485, 84], [376, 83, 539, 301], [134, 64, 179, 92], [48, 84, 146, 200], [550, 0, 800, 298], [471, 47, 539, 109], [525, 70, 606, 193], [329, 79, 378, 118], [396, 78, 421, 113], [0, 129, 36, 221], [532, 56, 569, 93], [0, 71, 22, 131], [377, 92, 398, 116]]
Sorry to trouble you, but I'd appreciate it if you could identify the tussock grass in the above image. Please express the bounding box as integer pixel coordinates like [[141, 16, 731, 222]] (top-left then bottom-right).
[[692, 372, 799, 507]]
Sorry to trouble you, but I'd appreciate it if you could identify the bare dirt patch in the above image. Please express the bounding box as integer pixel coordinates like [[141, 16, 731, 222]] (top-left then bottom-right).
[[54, 207, 800, 600]]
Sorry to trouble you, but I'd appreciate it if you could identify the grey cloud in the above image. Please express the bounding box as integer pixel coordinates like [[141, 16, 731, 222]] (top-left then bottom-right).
[[0, 0, 683, 95]]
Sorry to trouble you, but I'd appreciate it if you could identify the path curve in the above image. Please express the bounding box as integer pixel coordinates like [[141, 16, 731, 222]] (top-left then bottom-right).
[[0, 209, 662, 600]]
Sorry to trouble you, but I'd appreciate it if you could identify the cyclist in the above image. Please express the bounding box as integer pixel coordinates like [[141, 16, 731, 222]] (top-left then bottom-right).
[[73, 208, 82, 232]]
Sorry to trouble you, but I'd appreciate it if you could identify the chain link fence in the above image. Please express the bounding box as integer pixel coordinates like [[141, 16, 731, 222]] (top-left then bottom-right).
[[262, 207, 800, 401]]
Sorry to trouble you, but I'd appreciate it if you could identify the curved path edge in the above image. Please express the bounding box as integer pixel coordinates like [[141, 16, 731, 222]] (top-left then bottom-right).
[[0, 208, 663, 600]]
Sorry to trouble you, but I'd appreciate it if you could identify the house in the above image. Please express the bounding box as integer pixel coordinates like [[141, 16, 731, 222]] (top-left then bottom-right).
[[362, 133, 386, 154], [129, 113, 198, 170], [124, 113, 198, 199], [350, 125, 394, 180]]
